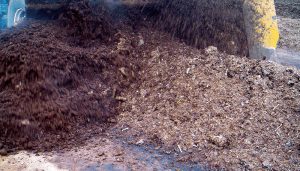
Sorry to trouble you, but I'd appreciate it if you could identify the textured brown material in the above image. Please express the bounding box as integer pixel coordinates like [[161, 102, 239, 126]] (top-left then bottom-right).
[[0, 2, 137, 151], [0, 1, 299, 170]]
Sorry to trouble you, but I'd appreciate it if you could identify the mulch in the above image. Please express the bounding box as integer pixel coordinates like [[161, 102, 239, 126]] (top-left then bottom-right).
[[0, 1, 299, 170], [0, 1, 140, 152]]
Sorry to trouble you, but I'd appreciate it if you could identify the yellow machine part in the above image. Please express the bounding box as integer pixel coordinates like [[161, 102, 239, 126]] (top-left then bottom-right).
[[243, 0, 280, 59]]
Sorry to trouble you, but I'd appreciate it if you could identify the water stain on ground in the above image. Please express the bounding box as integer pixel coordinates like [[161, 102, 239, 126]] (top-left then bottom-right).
[[272, 49, 300, 68], [0, 136, 206, 171]]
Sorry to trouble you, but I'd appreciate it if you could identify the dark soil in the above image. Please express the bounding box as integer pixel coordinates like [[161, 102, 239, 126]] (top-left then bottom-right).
[[59, 0, 117, 47], [152, 0, 248, 56], [275, 0, 300, 19], [0, 1, 139, 152]]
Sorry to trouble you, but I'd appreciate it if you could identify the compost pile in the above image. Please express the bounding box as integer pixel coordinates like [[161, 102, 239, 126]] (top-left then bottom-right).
[[0, 1, 139, 151], [153, 0, 248, 56], [116, 29, 300, 170], [276, 0, 300, 52], [0, 0, 299, 170], [59, 0, 117, 47]]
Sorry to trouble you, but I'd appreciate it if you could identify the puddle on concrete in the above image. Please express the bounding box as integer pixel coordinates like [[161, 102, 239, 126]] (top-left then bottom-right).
[[0, 136, 205, 171]]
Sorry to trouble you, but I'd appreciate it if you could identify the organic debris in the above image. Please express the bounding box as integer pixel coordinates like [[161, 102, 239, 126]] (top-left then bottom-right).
[[59, 0, 117, 47], [0, 14, 138, 151], [0, 0, 299, 170], [115, 28, 300, 170]]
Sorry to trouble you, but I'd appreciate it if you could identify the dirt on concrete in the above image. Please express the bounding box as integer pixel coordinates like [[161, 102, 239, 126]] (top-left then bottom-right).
[[0, 135, 208, 171]]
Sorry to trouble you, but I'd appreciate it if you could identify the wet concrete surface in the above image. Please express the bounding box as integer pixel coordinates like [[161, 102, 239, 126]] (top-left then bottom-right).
[[0, 136, 207, 171], [271, 49, 300, 69]]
